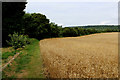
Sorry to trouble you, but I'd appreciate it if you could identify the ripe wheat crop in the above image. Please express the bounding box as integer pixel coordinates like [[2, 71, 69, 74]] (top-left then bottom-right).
[[40, 32, 118, 78]]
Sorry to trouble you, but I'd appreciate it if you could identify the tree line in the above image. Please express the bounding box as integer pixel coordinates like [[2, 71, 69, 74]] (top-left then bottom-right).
[[2, 2, 119, 46]]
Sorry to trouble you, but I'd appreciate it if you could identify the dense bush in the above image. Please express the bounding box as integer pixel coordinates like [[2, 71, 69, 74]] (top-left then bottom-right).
[[6, 33, 30, 50]]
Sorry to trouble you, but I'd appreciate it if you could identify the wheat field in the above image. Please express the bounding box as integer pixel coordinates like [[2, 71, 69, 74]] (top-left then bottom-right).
[[39, 32, 118, 78]]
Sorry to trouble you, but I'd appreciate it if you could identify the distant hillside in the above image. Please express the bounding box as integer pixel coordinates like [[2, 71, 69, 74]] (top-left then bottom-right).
[[69, 25, 119, 30]]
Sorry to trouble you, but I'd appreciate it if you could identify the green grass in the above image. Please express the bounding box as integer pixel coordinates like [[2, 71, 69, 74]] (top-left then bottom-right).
[[2, 51, 16, 59], [23, 39, 45, 78], [2, 38, 45, 78], [15, 52, 31, 72]]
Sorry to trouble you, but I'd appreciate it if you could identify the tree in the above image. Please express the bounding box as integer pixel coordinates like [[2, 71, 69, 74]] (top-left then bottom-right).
[[78, 28, 85, 36], [49, 22, 62, 37], [62, 27, 78, 37], [22, 13, 50, 39], [2, 2, 27, 46]]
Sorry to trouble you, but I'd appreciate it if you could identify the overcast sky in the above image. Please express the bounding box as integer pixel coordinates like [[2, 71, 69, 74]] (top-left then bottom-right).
[[25, 0, 118, 27]]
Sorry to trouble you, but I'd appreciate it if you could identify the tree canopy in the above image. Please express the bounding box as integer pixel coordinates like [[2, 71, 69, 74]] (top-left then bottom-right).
[[2, 2, 27, 46]]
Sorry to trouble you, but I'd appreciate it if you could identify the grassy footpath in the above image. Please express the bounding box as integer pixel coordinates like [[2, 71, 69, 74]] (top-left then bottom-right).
[[2, 38, 45, 78], [23, 39, 45, 78]]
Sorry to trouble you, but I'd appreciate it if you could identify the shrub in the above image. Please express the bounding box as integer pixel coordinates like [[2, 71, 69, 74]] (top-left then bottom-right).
[[6, 32, 30, 50]]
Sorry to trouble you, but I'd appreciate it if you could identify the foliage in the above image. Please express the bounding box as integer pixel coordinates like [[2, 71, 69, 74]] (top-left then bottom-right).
[[2, 51, 16, 59], [22, 13, 63, 39], [77, 25, 119, 29], [49, 22, 62, 37], [22, 13, 50, 39], [6, 33, 30, 50], [2, 2, 27, 46], [62, 27, 78, 37], [62, 27, 96, 37], [62, 26, 119, 37]]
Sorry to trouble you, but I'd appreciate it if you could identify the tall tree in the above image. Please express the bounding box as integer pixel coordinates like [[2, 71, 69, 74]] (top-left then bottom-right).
[[2, 2, 27, 46], [22, 13, 50, 39], [49, 22, 62, 37]]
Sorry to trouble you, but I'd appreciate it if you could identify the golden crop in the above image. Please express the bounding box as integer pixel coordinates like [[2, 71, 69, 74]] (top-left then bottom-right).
[[39, 32, 118, 78]]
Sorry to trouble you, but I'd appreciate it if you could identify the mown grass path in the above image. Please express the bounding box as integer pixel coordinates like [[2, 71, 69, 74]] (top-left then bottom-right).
[[23, 39, 45, 78], [2, 39, 45, 78]]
